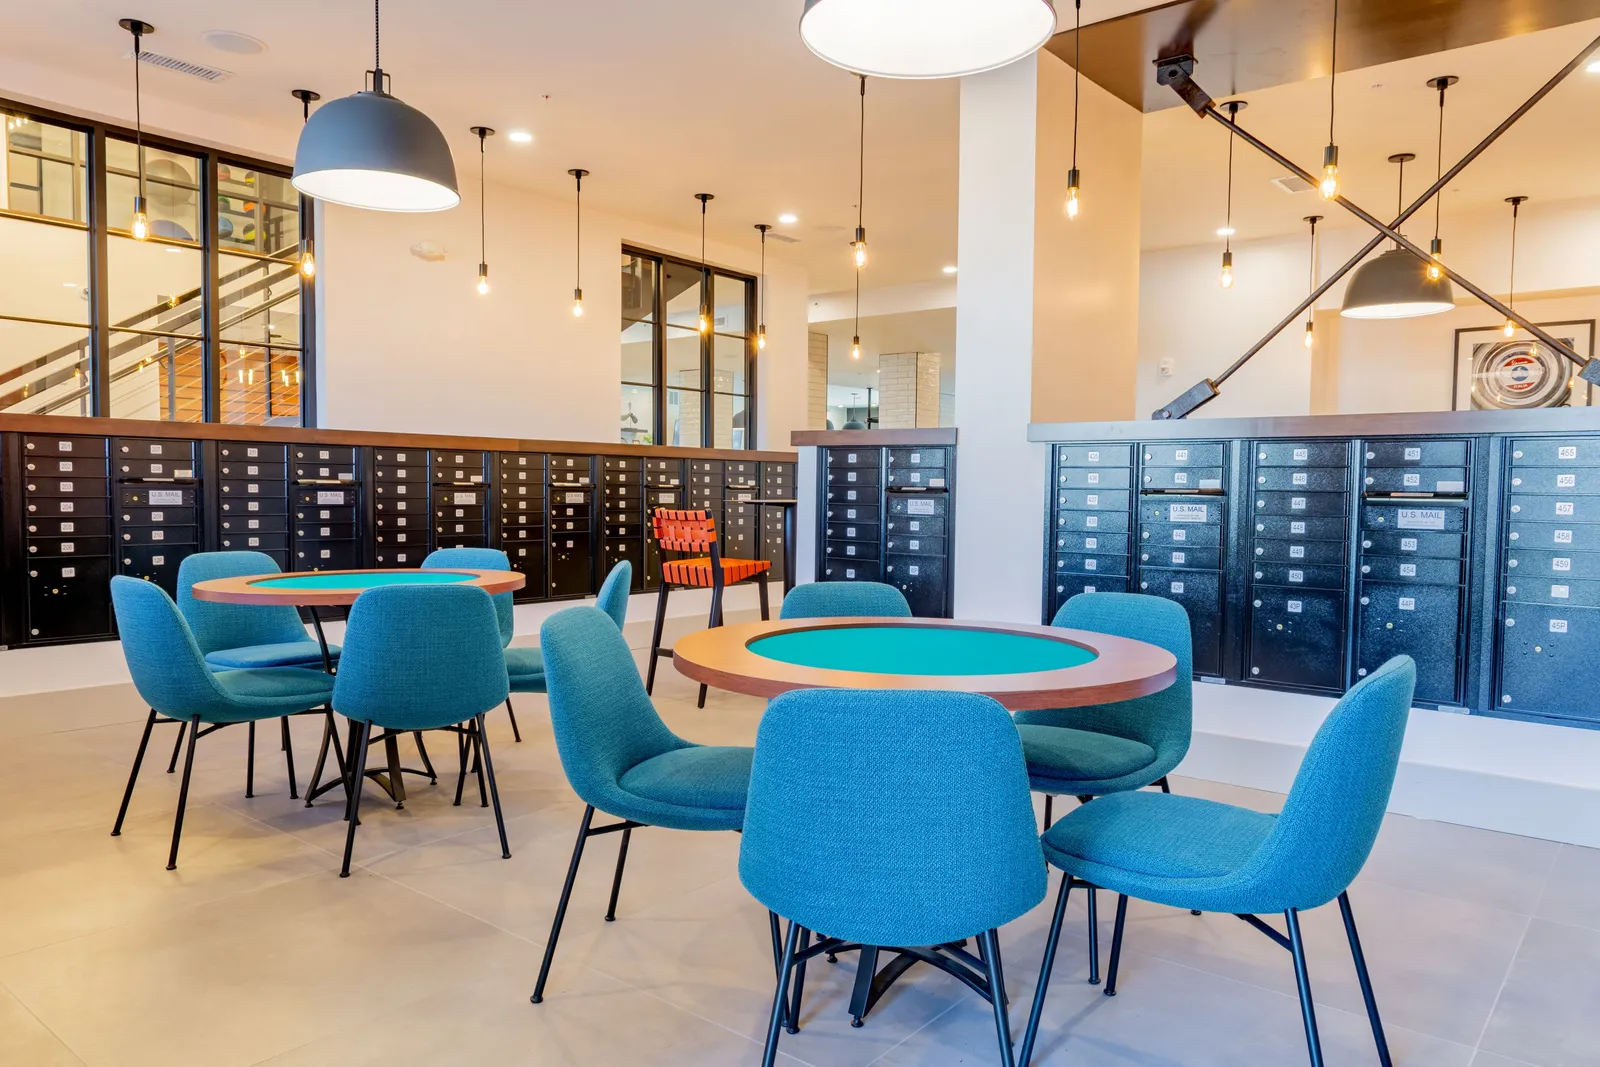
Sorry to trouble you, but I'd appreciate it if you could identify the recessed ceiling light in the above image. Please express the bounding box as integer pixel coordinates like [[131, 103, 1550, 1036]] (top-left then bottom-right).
[[942, 265, 957, 274], [1216, 226, 1236, 237], [778, 213, 798, 225], [1588, 60, 1600, 73], [62, 282, 76, 287], [202, 30, 266, 55], [507, 130, 533, 144]]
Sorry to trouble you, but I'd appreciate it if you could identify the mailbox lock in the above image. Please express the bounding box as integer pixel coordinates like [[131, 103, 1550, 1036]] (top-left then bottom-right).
[[1357, 668, 1367, 677], [1255, 547, 1264, 555], [1253, 600, 1262, 608], [1361, 565, 1370, 574], [1534, 645, 1543, 653], [1365, 451, 1375, 460], [1251, 667, 1261, 675], [1513, 450, 1523, 459], [1360, 596, 1370, 605], [1510, 532, 1519, 540], [1505, 618, 1516, 627], [1503, 695, 1512, 704], [1362, 540, 1372, 549], [1256, 523, 1265, 532], [1507, 586, 1517, 595]]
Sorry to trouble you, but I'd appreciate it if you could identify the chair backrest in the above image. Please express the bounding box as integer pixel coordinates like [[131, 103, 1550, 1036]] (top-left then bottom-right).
[[595, 560, 632, 631], [779, 580, 911, 620], [177, 551, 308, 655], [1239, 655, 1415, 910], [740, 688, 1045, 948], [651, 509, 717, 554], [1017, 592, 1194, 771], [422, 547, 514, 646], [111, 576, 236, 721], [539, 606, 689, 813], [332, 584, 510, 730]]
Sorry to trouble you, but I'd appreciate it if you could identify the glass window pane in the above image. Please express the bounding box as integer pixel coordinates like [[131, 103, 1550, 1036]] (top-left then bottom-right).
[[108, 331, 204, 422], [4, 113, 88, 223], [219, 344, 302, 426], [109, 236, 203, 338], [217, 163, 298, 258], [621, 252, 656, 325], [713, 334, 747, 395], [622, 320, 654, 384], [219, 252, 301, 345], [107, 139, 201, 241], [713, 393, 746, 450], [665, 326, 702, 390], [621, 384, 654, 445], [0, 216, 90, 325], [666, 388, 703, 448], [663, 261, 704, 330], [0, 320, 90, 415], [713, 274, 746, 336]]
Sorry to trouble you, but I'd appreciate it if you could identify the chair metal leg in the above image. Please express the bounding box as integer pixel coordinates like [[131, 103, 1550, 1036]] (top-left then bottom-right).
[[280, 717, 299, 800], [112, 710, 158, 836], [166, 715, 201, 871], [504, 696, 523, 743], [757, 575, 770, 621], [981, 929, 1017, 1067], [412, 731, 437, 783], [1086, 884, 1101, 984], [1339, 893, 1394, 1067], [786, 927, 811, 1034], [645, 583, 670, 693], [761, 920, 801, 1067], [531, 805, 597, 1004], [453, 726, 470, 806], [472, 722, 489, 807], [1042, 794, 1053, 830], [848, 944, 880, 1027], [1104, 894, 1129, 996], [245, 720, 256, 798], [165, 719, 186, 774], [604, 826, 632, 922], [339, 721, 373, 877], [475, 714, 512, 860], [1285, 908, 1326, 1067], [1018, 873, 1074, 1067]]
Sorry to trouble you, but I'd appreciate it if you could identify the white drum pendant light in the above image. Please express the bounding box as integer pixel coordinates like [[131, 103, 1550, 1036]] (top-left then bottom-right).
[[292, 0, 458, 212], [800, 0, 1057, 80]]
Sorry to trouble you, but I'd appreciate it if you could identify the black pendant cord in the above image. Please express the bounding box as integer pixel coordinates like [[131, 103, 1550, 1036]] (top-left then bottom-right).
[[1306, 214, 1321, 314], [1507, 197, 1526, 315], [574, 174, 581, 290], [478, 133, 487, 268], [1394, 155, 1405, 248], [857, 75, 867, 240], [1433, 82, 1447, 243], [1223, 104, 1237, 257], [1327, 0, 1339, 146], [759, 225, 767, 330], [374, 0, 381, 73], [133, 27, 145, 200], [1071, 0, 1082, 172]]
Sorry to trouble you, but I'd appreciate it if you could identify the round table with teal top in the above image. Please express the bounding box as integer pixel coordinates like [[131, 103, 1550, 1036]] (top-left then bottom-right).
[[671, 616, 1177, 712], [191, 568, 525, 806]]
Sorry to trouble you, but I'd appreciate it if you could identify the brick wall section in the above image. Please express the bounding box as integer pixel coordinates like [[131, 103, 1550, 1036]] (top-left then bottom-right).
[[878, 351, 943, 428], [807, 332, 829, 428]]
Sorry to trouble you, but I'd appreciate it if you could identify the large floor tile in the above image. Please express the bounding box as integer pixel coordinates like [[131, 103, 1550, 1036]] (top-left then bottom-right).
[[0, 980, 86, 1066], [1359, 813, 1559, 915], [1535, 845, 1600, 934], [1478, 919, 1600, 1067], [1472, 1053, 1546, 1067], [0, 683, 148, 742]]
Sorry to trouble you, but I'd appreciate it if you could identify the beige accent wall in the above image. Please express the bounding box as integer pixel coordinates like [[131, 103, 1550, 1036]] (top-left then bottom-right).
[[807, 331, 829, 428], [877, 351, 942, 428]]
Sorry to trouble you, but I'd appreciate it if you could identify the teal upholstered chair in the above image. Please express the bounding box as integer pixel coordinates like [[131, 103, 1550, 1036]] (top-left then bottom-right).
[[1018, 656, 1417, 1067], [1013, 592, 1194, 980], [109, 576, 335, 870], [778, 580, 911, 620], [331, 583, 513, 876], [742, 688, 1045, 1065], [530, 606, 753, 1005], [175, 551, 340, 797]]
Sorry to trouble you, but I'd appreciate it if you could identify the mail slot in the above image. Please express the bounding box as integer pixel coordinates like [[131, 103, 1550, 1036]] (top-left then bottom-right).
[[1055, 532, 1130, 555], [825, 540, 881, 561], [1356, 582, 1464, 705], [1142, 443, 1224, 466], [1254, 563, 1345, 589], [827, 465, 882, 486], [1056, 552, 1130, 577], [1056, 509, 1129, 533], [1253, 492, 1345, 517], [1363, 440, 1468, 466], [825, 449, 881, 468], [1058, 467, 1131, 490], [887, 513, 949, 539], [1497, 604, 1600, 723], [1140, 547, 1221, 570], [1508, 438, 1600, 466], [882, 554, 949, 617], [1137, 567, 1223, 676], [1255, 441, 1349, 466], [1505, 549, 1600, 580], [1505, 521, 1600, 552], [1140, 522, 1222, 548], [1253, 539, 1347, 565], [822, 559, 882, 582], [117, 459, 198, 481], [1249, 588, 1345, 691], [114, 438, 193, 460], [219, 442, 286, 462], [1057, 444, 1131, 467], [1504, 494, 1600, 523], [1505, 468, 1600, 496], [887, 447, 949, 469], [1360, 531, 1463, 558], [1503, 576, 1600, 608], [1252, 516, 1347, 540], [1359, 556, 1460, 585], [1363, 467, 1468, 495], [1142, 466, 1224, 492], [295, 445, 356, 464], [1255, 467, 1347, 492], [887, 467, 947, 489]]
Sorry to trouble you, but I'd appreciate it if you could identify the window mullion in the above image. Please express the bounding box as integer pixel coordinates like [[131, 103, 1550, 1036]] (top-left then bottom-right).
[[87, 127, 110, 416], [201, 151, 220, 422]]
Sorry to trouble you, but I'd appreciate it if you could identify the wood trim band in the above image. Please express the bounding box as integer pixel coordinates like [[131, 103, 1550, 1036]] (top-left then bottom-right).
[[790, 428, 959, 447], [1028, 408, 1600, 444]]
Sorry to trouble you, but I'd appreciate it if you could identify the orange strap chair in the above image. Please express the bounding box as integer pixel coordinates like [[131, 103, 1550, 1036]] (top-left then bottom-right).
[[646, 508, 771, 708]]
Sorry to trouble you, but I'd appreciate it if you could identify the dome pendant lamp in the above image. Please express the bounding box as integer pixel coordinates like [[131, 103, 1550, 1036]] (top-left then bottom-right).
[[696, 194, 714, 335], [291, 89, 321, 279], [799, 0, 1057, 80], [470, 126, 493, 295], [1340, 153, 1455, 319], [569, 169, 589, 317], [1503, 196, 1528, 336], [755, 223, 771, 351], [119, 18, 155, 241], [292, 0, 459, 212]]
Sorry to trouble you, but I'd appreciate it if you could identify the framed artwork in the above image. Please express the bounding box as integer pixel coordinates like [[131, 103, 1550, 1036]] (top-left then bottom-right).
[[1452, 320, 1596, 411]]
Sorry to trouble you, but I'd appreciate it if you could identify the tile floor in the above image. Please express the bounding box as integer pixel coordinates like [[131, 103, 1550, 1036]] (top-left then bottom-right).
[[0, 614, 1595, 1067]]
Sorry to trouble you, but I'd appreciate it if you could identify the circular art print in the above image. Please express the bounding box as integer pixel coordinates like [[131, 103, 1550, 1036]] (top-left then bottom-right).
[[1470, 338, 1572, 409]]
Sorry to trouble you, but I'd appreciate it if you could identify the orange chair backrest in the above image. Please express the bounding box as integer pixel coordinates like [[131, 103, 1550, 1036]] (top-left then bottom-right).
[[652, 509, 718, 554]]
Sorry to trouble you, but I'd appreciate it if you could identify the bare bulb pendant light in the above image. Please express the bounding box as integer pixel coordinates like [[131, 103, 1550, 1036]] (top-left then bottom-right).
[[1218, 101, 1243, 289], [1340, 153, 1455, 319], [851, 262, 862, 360], [1304, 215, 1323, 347], [852, 75, 869, 270], [755, 224, 772, 350], [1504, 196, 1528, 336], [569, 169, 589, 316], [1320, 0, 1341, 200], [292, 0, 459, 212], [799, 0, 1057, 80], [1065, 0, 1083, 219], [120, 18, 154, 241], [471, 126, 493, 295], [696, 194, 714, 335], [292, 90, 321, 279], [1426, 76, 1458, 280]]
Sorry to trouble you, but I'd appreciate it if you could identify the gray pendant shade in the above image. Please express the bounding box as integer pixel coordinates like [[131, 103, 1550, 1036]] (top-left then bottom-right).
[[292, 90, 459, 212], [1340, 248, 1456, 319]]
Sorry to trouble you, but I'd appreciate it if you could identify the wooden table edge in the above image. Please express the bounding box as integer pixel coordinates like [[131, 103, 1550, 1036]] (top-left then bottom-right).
[[190, 568, 527, 606]]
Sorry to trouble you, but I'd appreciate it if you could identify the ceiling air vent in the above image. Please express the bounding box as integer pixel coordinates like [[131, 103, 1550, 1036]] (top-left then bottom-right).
[[1272, 174, 1314, 194], [768, 232, 802, 244], [121, 49, 233, 83]]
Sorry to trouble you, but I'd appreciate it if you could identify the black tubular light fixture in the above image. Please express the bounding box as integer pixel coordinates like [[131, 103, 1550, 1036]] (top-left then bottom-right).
[[755, 224, 772, 350], [1218, 100, 1243, 289], [1319, 0, 1341, 199], [852, 75, 869, 270], [1340, 153, 1455, 319], [851, 261, 862, 360], [471, 126, 493, 295], [1503, 195, 1528, 336], [291, 89, 321, 279], [120, 18, 155, 240], [292, 0, 459, 212], [1304, 215, 1323, 348], [696, 193, 714, 335], [1426, 75, 1459, 280], [569, 169, 589, 316], [1065, 0, 1083, 219]]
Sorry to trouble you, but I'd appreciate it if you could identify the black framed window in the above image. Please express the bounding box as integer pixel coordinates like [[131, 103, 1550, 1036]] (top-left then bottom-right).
[[0, 98, 315, 426], [620, 245, 755, 448]]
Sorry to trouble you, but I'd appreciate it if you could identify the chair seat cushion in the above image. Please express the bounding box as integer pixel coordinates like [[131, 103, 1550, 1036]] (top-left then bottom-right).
[[504, 646, 546, 690], [1018, 724, 1157, 790], [1041, 791, 1279, 912], [205, 641, 338, 671], [212, 666, 336, 718], [618, 745, 753, 816], [661, 557, 771, 589]]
